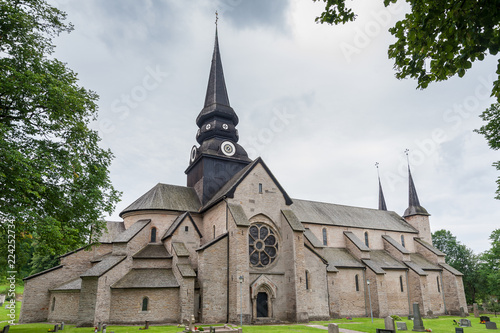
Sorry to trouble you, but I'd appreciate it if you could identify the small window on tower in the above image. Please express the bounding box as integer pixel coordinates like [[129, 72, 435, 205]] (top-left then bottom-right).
[[401, 235, 405, 248], [150, 227, 157, 243], [185, 226, 189, 232], [258, 183, 263, 194], [364, 232, 369, 248], [355, 274, 359, 292], [322, 228, 328, 246]]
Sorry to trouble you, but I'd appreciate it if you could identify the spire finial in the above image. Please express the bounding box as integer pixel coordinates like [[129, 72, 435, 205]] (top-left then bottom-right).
[[376, 162, 387, 211], [403, 149, 430, 217], [405, 148, 410, 168], [215, 11, 218, 26]]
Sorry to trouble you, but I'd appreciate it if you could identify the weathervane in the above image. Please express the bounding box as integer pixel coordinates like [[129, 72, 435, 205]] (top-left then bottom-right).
[[404, 148, 410, 166], [215, 11, 218, 26], [375, 162, 380, 177]]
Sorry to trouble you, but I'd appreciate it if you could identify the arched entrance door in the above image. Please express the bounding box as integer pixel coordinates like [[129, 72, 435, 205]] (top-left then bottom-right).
[[256, 292, 268, 317]]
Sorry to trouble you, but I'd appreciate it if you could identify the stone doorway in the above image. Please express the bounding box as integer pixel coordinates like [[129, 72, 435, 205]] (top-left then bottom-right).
[[256, 292, 268, 317]]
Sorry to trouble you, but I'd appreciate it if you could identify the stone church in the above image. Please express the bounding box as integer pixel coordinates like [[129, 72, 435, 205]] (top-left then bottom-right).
[[20, 29, 467, 326]]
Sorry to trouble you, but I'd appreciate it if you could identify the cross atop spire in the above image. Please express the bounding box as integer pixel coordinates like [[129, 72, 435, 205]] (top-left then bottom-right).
[[403, 150, 430, 217], [376, 162, 387, 211]]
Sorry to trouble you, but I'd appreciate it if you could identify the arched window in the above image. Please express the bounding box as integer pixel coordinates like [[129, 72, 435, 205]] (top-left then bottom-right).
[[355, 274, 359, 292], [305, 271, 310, 290], [401, 235, 405, 248], [322, 228, 328, 246], [400, 275, 404, 292], [364, 232, 369, 247], [51, 297, 55, 312], [150, 227, 157, 243], [142, 297, 149, 311], [437, 276, 441, 293]]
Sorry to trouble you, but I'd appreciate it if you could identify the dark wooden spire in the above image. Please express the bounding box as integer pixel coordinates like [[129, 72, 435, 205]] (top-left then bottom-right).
[[378, 177, 387, 211], [403, 166, 430, 217]]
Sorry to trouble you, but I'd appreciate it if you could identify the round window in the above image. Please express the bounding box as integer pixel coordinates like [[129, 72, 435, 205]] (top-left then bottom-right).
[[249, 223, 279, 268]]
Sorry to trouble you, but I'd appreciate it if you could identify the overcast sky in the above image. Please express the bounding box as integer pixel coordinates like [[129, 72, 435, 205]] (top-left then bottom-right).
[[48, 0, 499, 254]]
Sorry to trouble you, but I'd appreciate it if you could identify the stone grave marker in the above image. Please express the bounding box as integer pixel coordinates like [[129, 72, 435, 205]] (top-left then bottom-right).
[[473, 303, 479, 318], [102, 324, 107, 333], [455, 327, 464, 333], [385, 316, 395, 331], [397, 322, 408, 331], [486, 322, 498, 330], [59, 322, 64, 330], [412, 303, 425, 332], [328, 323, 339, 333], [1, 325, 10, 333], [459, 319, 472, 327], [460, 307, 467, 318]]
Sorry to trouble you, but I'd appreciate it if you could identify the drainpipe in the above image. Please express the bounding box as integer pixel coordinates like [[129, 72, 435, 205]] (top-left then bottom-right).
[[363, 268, 368, 317]]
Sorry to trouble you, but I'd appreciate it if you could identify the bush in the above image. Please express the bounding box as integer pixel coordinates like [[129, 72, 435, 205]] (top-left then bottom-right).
[[391, 315, 403, 321]]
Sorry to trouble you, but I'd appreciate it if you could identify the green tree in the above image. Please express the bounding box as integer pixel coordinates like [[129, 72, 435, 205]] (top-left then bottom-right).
[[432, 229, 484, 304], [313, 0, 500, 198], [481, 229, 500, 298], [0, 0, 120, 278]]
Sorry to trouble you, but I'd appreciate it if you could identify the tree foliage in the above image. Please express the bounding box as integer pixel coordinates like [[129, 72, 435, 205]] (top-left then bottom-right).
[[432, 229, 484, 304], [481, 229, 500, 297], [0, 0, 120, 277], [313, 0, 500, 198]]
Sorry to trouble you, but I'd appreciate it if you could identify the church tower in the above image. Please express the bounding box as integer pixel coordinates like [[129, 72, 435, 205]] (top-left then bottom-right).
[[403, 165, 432, 244], [185, 28, 251, 204]]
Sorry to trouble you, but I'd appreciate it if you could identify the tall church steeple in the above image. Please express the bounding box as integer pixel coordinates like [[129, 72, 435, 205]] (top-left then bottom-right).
[[403, 165, 429, 217], [185, 27, 251, 205], [402, 151, 432, 244], [376, 163, 387, 211]]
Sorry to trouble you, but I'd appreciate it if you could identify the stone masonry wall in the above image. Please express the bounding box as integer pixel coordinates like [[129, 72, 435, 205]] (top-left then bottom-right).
[[109, 288, 180, 324], [328, 269, 367, 317], [303, 249, 329, 321], [47, 291, 80, 323], [198, 236, 228, 323], [405, 215, 432, 245], [441, 270, 467, 315], [385, 270, 410, 316]]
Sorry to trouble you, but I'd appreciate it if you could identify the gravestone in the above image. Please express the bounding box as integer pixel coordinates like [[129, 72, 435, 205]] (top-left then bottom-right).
[[459, 319, 472, 327], [97, 322, 102, 332], [385, 316, 395, 331], [376, 329, 395, 333], [486, 322, 498, 330], [1, 325, 10, 333], [455, 328, 464, 333], [102, 324, 107, 333], [473, 303, 479, 318], [460, 307, 466, 318], [328, 323, 339, 333], [482, 316, 492, 323], [412, 303, 426, 332], [59, 322, 64, 330], [397, 322, 408, 331]]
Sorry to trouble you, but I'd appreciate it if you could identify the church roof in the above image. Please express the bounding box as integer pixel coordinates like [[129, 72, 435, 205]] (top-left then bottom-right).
[[161, 212, 202, 240], [81, 255, 126, 278], [132, 243, 172, 259], [291, 199, 418, 233], [369, 250, 407, 269], [113, 219, 150, 243], [409, 253, 441, 270], [382, 235, 411, 254], [120, 184, 201, 217], [415, 238, 446, 256], [111, 268, 179, 289], [51, 278, 82, 292], [322, 248, 364, 271], [177, 264, 196, 277], [440, 263, 463, 276], [378, 177, 387, 211], [172, 242, 190, 257], [228, 203, 250, 227], [344, 231, 370, 252], [304, 228, 324, 248], [282, 209, 305, 232]]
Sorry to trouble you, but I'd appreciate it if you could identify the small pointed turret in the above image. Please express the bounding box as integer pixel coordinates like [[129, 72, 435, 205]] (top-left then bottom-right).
[[403, 166, 429, 217], [378, 177, 387, 211]]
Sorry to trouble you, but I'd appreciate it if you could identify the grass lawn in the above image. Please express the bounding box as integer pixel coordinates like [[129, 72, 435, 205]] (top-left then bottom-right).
[[0, 301, 21, 323], [0, 282, 24, 296], [2, 316, 498, 333]]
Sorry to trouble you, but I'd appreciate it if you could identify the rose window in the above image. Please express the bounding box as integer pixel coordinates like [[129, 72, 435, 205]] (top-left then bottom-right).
[[249, 223, 278, 267]]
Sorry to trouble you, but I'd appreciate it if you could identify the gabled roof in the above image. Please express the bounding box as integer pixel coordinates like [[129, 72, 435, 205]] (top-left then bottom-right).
[[382, 235, 410, 254], [415, 238, 445, 256], [369, 250, 407, 270], [322, 248, 364, 271], [161, 212, 202, 241], [404, 261, 427, 276], [50, 278, 82, 291], [172, 242, 190, 257], [113, 219, 150, 243], [111, 268, 179, 289], [282, 209, 305, 232], [304, 228, 324, 248], [344, 231, 370, 252], [23, 265, 63, 281], [440, 263, 463, 276], [291, 199, 418, 233], [363, 259, 386, 274], [81, 255, 126, 278], [409, 253, 441, 270], [228, 203, 249, 227], [132, 243, 172, 259], [120, 183, 201, 217], [201, 157, 293, 211], [197, 232, 228, 251], [177, 264, 196, 277]]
